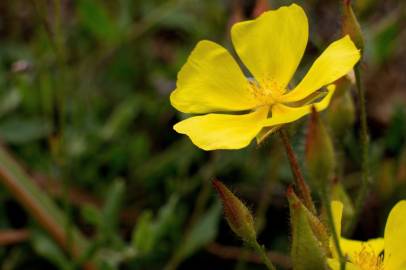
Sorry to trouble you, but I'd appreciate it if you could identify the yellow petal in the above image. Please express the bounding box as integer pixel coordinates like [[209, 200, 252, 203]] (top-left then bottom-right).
[[173, 107, 268, 150], [282, 36, 360, 103], [231, 4, 308, 88], [332, 201, 344, 237], [330, 201, 385, 262], [328, 259, 361, 270], [340, 237, 384, 261], [384, 200, 406, 270], [331, 200, 344, 259], [170, 40, 258, 114], [263, 85, 335, 127]]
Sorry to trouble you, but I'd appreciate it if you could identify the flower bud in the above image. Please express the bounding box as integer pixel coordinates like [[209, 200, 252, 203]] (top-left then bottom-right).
[[305, 107, 336, 187], [327, 79, 355, 138], [212, 180, 256, 243], [287, 187, 330, 254], [342, 0, 364, 51], [287, 187, 328, 269]]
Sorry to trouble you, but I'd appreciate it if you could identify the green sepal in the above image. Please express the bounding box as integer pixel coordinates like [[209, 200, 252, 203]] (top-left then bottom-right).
[[288, 189, 328, 270]]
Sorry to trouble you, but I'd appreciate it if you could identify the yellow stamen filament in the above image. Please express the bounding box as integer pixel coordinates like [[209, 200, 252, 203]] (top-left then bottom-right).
[[248, 78, 286, 105], [352, 245, 384, 270]]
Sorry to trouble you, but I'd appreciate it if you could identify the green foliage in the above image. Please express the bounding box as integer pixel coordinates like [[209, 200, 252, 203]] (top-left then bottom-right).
[[31, 231, 74, 270], [132, 195, 180, 256], [77, 0, 121, 43], [175, 201, 221, 260], [385, 106, 406, 155], [0, 116, 51, 143]]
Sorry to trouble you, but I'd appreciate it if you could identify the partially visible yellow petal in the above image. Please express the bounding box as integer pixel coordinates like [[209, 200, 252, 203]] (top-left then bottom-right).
[[340, 237, 384, 261], [330, 202, 384, 262], [170, 40, 258, 114], [384, 200, 406, 270], [282, 36, 360, 103], [173, 107, 268, 151], [263, 85, 335, 127], [331, 200, 344, 259], [231, 4, 308, 88], [328, 259, 360, 270]]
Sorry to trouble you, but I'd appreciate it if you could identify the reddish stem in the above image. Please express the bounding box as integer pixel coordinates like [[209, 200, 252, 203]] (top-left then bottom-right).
[[279, 129, 317, 214]]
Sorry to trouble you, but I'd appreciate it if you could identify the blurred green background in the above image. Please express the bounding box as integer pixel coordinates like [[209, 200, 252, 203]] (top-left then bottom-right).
[[0, 0, 404, 269]]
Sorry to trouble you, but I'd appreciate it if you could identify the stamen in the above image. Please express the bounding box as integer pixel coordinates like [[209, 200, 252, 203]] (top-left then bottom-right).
[[248, 78, 286, 105], [352, 244, 384, 270]]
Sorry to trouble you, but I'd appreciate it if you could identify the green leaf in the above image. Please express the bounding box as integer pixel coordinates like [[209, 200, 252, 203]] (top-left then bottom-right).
[[81, 204, 102, 227], [132, 210, 155, 254], [177, 201, 221, 259], [0, 89, 21, 118], [31, 231, 73, 270], [0, 117, 51, 144], [0, 146, 91, 262], [100, 180, 125, 242], [77, 0, 120, 43], [100, 97, 141, 140], [132, 195, 179, 255]]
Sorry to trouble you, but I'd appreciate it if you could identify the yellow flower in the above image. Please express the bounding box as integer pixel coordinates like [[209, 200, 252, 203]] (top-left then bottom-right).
[[328, 200, 406, 270], [170, 4, 360, 150]]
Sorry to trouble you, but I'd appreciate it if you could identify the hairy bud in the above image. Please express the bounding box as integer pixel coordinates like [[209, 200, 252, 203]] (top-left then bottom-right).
[[342, 0, 364, 51], [305, 108, 336, 188], [212, 180, 256, 243]]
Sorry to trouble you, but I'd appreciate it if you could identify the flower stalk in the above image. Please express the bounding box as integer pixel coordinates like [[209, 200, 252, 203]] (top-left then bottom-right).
[[341, 0, 370, 235], [320, 185, 346, 270], [250, 240, 276, 270], [346, 64, 371, 234], [279, 129, 317, 214]]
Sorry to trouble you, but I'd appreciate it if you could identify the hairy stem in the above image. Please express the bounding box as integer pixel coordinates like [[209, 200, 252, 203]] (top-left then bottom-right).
[[279, 129, 317, 214], [250, 240, 277, 270], [346, 64, 371, 234]]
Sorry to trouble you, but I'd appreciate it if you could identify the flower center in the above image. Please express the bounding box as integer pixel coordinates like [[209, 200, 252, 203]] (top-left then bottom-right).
[[248, 78, 286, 106], [352, 245, 384, 270]]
